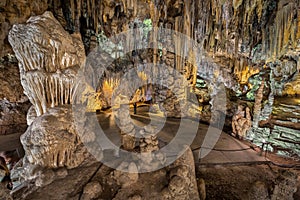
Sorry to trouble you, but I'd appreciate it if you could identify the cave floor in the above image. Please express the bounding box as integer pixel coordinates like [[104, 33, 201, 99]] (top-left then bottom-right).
[[98, 104, 267, 165], [96, 104, 300, 199], [2, 104, 299, 199]]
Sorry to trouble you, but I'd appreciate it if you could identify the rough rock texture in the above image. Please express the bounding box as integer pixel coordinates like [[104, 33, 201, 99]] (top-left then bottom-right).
[[81, 181, 103, 200], [0, 58, 30, 135], [57, 0, 300, 158], [253, 79, 265, 128], [0, 0, 299, 198], [0, 100, 30, 135], [163, 147, 200, 200], [110, 147, 199, 200], [0, 0, 48, 58], [197, 0, 299, 78], [232, 104, 252, 138], [0, 183, 13, 200], [0, 59, 24, 102], [197, 165, 298, 200], [9, 11, 85, 116], [7, 12, 93, 188], [113, 103, 137, 150], [271, 170, 298, 200], [9, 147, 199, 200], [21, 106, 87, 169], [195, 0, 299, 146], [11, 158, 101, 200], [247, 181, 269, 200], [197, 178, 206, 200]]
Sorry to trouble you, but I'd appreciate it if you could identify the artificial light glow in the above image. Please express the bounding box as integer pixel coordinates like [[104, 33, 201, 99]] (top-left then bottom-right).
[[103, 77, 120, 91], [138, 71, 147, 82]]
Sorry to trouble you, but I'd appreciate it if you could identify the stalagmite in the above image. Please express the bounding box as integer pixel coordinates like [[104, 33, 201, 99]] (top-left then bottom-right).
[[253, 79, 265, 128], [8, 11, 90, 171], [232, 104, 252, 138]]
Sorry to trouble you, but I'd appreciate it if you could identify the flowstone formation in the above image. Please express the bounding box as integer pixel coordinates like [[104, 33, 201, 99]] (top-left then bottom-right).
[[9, 11, 85, 117], [8, 11, 91, 184], [21, 106, 87, 169]]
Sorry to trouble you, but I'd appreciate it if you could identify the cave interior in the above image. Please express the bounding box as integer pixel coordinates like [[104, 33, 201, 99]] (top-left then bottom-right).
[[0, 0, 300, 199]]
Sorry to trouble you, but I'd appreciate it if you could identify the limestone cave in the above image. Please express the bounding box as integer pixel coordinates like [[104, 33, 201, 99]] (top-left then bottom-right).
[[0, 0, 299, 199]]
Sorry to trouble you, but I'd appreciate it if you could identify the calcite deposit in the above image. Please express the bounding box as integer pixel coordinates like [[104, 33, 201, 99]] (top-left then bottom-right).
[[9, 11, 85, 116], [21, 106, 87, 169], [0, 0, 299, 199], [8, 12, 90, 175]]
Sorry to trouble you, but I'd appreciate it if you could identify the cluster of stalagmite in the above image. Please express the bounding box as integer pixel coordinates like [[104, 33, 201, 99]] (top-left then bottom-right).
[[113, 102, 136, 150], [139, 127, 159, 153], [8, 11, 89, 171]]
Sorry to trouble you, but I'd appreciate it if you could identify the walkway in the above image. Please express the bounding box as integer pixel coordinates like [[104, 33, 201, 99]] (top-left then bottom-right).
[[98, 104, 268, 166]]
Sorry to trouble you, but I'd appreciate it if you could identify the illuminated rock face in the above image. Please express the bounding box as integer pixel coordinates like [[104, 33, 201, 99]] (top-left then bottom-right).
[[9, 11, 85, 116], [8, 11, 88, 170], [21, 106, 86, 169]]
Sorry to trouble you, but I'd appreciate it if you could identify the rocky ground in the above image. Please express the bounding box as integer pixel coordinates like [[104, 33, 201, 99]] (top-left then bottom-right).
[[3, 151, 298, 200], [196, 152, 300, 200], [8, 147, 199, 200]]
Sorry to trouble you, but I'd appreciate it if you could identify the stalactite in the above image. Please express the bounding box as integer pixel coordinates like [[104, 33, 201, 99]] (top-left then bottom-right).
[[150, 0, 159, 65], [91, 0, 95, 17], [70, 0, 75, 25], [95, 5, 98, 34], [87, 0, 91, 18], [75, 0, 81, 32]]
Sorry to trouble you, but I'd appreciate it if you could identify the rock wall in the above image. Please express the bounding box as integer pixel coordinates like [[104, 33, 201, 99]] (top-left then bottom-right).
[[0, 0, 52, 136], [0, 56, 30, 135], [0, 0, 48, 58]]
